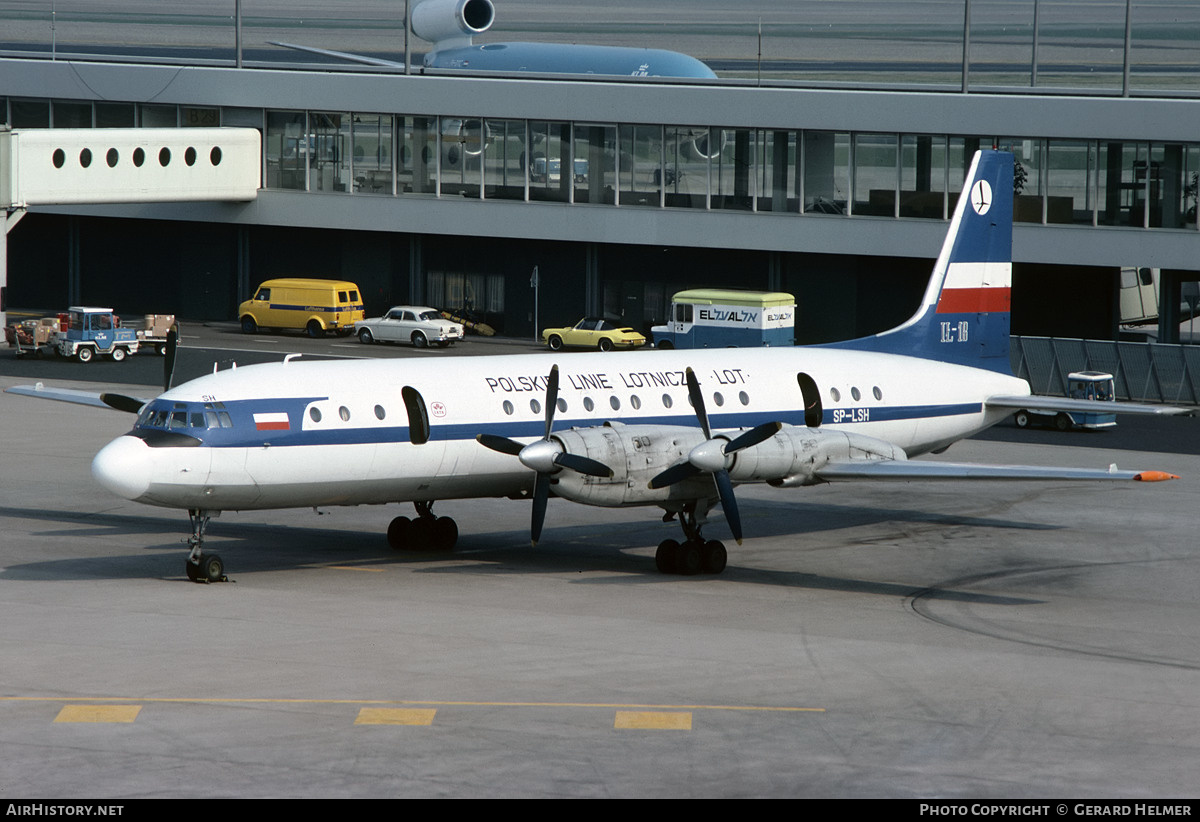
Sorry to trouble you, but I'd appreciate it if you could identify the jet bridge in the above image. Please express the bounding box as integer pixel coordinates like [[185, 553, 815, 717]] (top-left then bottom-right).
[[1, 127, 261, 327]]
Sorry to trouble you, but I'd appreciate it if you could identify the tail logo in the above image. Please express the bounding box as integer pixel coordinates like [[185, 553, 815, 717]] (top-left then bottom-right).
[[970, 179, 993, 215]]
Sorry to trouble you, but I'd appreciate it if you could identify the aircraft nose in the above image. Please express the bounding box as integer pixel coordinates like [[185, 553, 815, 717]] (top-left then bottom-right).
[[92, 436, 152, 501]]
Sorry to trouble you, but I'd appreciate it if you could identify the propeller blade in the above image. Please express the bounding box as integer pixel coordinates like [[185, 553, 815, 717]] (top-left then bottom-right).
[[713, 470, 743, 544], [163, 327, 179, 392], [99, 393, 146, 414], [554, 451, 613, 478], [684, 367, 711, 439], [476, 433, 525, 456], [725, 421, 782, 454], [544, 364, 559, 441], [530, 472, 551, 546], [648, 460, 702, 490]]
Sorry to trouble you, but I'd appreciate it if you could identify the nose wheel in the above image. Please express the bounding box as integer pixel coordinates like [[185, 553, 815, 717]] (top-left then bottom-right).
[[184, 509, 227, 583]]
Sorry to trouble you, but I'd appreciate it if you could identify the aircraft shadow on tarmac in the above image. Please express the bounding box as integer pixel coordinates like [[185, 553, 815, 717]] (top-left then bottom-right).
[[0, 502, 1044, 606]]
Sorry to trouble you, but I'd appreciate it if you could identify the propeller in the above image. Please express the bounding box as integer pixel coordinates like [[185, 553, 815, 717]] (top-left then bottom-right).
[[100, 326, 180, 414], [647, 367, 781, 544], [476, 365, 613, 545]]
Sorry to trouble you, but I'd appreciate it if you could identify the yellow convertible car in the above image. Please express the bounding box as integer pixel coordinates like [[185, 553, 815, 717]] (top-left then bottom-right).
[[542, 318, 647, 351]]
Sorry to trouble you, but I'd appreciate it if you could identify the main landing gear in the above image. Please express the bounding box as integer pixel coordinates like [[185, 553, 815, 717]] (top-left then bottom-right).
[[655, 503, 728, 576], [386, 502, 459, 553], [184, 509, 227, 583]]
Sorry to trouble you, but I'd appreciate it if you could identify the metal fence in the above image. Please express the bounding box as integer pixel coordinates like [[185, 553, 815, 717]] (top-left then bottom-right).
[[1011, 336, 1200, 405]]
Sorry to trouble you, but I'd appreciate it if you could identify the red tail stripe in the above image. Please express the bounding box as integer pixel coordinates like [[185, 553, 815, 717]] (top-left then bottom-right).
[[936, 287, 1011, 314]]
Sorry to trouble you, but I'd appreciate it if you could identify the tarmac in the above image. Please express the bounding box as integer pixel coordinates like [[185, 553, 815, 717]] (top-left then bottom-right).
[[0, 358, 1198, 798]]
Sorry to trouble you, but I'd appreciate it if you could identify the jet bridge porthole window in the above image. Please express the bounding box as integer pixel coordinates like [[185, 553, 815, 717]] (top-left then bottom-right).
[[52, 149, 65, 169], [158, 147, 171, 167], [106, 148, 119, 168], [133, 148, 145, 167], [79, 148, 92, 168], [185, 147, 197, 166], [210, 147, 223, 166]]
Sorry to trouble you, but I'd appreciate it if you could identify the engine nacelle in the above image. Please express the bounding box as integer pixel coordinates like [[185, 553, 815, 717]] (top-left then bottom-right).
[[551, 424, 710, 509], [546, 423, 906, 508], [412, 0, 495, 48], [759, 428, 906, 488]]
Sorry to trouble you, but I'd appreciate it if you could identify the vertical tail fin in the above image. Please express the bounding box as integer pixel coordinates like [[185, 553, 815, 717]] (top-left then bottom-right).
[[825, 150, 1014, 373]]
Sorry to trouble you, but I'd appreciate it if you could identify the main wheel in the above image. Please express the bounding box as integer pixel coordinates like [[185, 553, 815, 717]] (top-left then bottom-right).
[[701, 540, 727, 574], [387, 516, 411, 550], [432, 517, 458, 552], [655, 539, 680, 574], [598, 338, 614, 352], [676, 541, 702, 576], [76, 346, 94, 363], [547, 335, 564, 351], [358, 328, 374, 344], [306, 320, 324, 338], [240, 316, 258, 334], [411, 331, 428, 348], [110, 347, 127, 362]]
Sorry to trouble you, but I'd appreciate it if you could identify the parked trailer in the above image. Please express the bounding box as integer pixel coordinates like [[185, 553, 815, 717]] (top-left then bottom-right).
[[5, 309, 177, 361]]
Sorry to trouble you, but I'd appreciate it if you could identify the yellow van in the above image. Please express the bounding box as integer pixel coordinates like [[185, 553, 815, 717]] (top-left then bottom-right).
[[238, 278, 365, 337]]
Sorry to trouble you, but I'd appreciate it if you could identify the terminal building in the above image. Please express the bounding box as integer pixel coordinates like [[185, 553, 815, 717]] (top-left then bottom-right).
[[1, 53, 1198, 343]]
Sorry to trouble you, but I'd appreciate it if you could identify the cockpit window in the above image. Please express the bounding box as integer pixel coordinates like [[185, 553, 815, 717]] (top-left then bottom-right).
[[137, 401, 233, 431]]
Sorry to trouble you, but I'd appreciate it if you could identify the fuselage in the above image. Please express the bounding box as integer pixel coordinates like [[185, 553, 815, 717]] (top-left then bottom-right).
[[91, 346, 1030, 512]]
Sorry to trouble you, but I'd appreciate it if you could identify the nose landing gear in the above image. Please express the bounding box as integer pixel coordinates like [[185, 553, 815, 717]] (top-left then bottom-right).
[[184, 509, 227, 583]]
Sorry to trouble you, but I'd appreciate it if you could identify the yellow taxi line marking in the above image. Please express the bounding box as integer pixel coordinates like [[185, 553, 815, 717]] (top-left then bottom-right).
[[614, 710, 692, 730], [355, 708, 437, 726], [3, 696, 822, 713], [53, 705, 141, 723]]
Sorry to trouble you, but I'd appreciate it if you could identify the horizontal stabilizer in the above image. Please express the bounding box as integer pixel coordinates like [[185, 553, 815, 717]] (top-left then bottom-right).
[[5, 382, 140, 410], [986, 394, 1194, 417], [271, 42, 405, 69], [816, 460, 1177, 483]]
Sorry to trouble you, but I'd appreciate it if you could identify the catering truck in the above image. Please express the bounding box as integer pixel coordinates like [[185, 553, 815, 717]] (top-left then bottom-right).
[[650, 289, 795, 349]]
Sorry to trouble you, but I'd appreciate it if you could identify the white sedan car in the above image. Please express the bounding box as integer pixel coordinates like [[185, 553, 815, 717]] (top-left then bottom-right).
[[354, 306, 464, 348]]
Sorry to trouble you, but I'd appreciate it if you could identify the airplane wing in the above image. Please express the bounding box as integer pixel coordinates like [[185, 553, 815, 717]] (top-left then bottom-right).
[[815, 460, 1177, 483], [986, 394, 1193, 417], [5, 382, 148, 412], [270, 42, 406, 69]]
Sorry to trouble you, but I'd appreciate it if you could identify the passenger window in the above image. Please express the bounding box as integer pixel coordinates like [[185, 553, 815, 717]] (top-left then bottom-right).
[[338, 291, 348, 302], [256, 288, 270, 301], [350, 290, 359, 302]]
